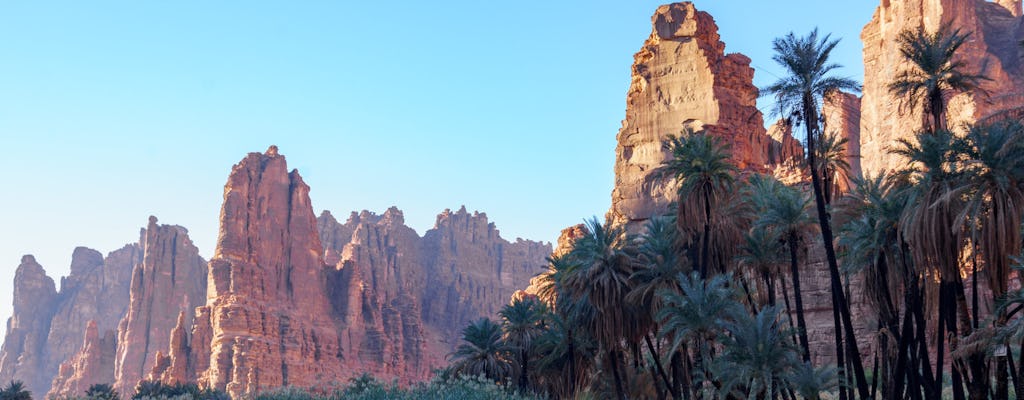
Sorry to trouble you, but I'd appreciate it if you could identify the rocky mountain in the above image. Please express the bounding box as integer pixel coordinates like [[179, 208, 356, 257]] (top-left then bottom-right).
[[150, 147, 550, 397], [608, 2, 802, 231], [0, 146, 549, 397], [0, 244, 140, 398]]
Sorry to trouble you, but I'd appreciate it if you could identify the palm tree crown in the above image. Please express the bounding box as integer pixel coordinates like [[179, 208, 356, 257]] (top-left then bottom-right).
[[449, 318, 516, 383], [888, 24, 987, 132]]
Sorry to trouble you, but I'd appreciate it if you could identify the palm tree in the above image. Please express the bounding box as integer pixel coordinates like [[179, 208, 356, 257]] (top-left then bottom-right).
[[629, 215, 688, 398], [715, 306, 800, 400], [654, 131, 738, 278], [0, 381, 31, 400], [657, 272, 742, 397], [790, 363, 840, 400], [958, 119, 1024, 399], [533, 312, 597, 399], [892, 129, 977, 399], [500, 297, 548, 391], [737, 227, 784, 308], [838, 173, 934, 400], [888, 24, 987, 133], [563, 217, 638, 400], [449, 318, 516, 383], [753, 183, 817, 362], [817, 130, 852, 204], [85, 384, 119, 400], [763, 29, 869, 399]]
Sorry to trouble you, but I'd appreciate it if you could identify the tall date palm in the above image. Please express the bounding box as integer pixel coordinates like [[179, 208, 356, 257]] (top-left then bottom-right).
[[763, 28, 869, 399]]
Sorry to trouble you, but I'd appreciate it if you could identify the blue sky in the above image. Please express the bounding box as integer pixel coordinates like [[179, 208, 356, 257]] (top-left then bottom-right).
[[0, 1, 877, 337]]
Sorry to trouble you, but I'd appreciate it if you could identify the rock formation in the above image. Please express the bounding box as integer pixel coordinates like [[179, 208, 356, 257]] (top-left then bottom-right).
[[170, 146, 346, 394], [859, 0, 1024, 176], [50, 321, 117, 396], [111, 217, 207, 394], [146, 147, 551, 397], [822, 90, 863, 188], [0, 256, 59, 397], [0, 244, 140, 398], [609, 2, 801, 230], [419, 207, 550, 335]]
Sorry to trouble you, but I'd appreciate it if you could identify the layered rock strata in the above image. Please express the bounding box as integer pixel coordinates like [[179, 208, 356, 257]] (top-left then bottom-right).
[[859, 0, 1024, 176], [609, 2, 801, 230]]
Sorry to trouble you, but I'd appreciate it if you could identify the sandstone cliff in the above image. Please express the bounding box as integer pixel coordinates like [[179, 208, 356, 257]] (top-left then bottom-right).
[[0, 244, 141, 398], [859, 0, 1024, 176], [822, 90, 863, 189], [111, 217, 207, 394], [609, 2, 801, 230], [0, 256, 59, 397], [50, 321, 117, 396], [168, 146, 346, 395], [147, 147, 550, 396]]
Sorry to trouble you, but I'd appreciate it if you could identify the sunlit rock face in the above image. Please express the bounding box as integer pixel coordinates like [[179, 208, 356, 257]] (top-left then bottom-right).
[[148, 147, 550, 397], [823, 90, 863, 189], [109, 217, 207, 394], [44, 218, 208, 397], [859, 0, 1024, 176], [609, 2, 801, 231]]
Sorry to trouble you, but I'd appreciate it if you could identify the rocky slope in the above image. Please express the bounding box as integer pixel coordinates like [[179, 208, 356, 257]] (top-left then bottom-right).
[[609, 2, 801, 230], [859, 0, 1024, 176]]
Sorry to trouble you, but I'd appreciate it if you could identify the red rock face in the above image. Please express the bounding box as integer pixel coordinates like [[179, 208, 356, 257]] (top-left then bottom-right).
[[822, 91, 863, 190], [326, 207, 433, 382], [50, 321, 117, 396], [0, 256, 59, 397], [610, 2, 801, 230], [112, 217, 207, 394], [43, 245, 141, 398], [181, 146, 345, 395], [859, 0, 1024, 176], [150, 148, 550, 396]]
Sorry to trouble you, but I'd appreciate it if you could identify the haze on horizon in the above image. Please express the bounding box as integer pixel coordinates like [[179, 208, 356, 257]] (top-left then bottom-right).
[[0, 1, 876, 338]]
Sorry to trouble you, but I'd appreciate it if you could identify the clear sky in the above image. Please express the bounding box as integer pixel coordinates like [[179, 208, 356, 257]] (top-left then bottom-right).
[[0, 1, 877, 339]]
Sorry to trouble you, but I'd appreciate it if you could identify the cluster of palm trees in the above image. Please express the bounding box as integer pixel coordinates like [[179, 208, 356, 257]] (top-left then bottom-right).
[[447, 24, 1024, 400]]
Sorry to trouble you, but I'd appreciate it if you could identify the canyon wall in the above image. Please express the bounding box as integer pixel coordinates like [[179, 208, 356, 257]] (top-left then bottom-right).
[[609, 2, 801, 230], [860, 0, 1024, 176]]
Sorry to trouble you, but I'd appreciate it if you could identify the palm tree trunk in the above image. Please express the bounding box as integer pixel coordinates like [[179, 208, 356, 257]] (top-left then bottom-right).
[[929, 89, 944, 133], [833, 288, 849, 400], [803, 95, 870, 399], [780, 275, 800, 349], [520, 348, 529, 391], [609, 348, 626, 400], [764, 271, 777, 307], [646, 334, 679, 399], [701, 192, 712, 279], [787, 233, 812, 362]]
